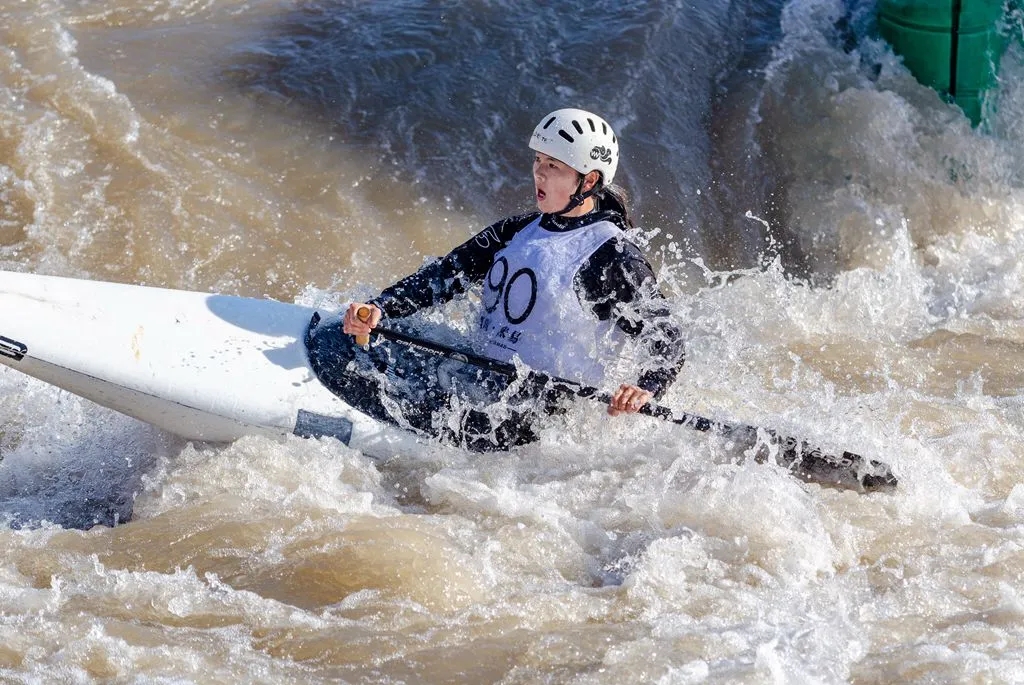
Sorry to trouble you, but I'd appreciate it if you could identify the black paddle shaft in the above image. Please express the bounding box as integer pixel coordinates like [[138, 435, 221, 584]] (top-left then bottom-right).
[[364, 325, 897, 492]]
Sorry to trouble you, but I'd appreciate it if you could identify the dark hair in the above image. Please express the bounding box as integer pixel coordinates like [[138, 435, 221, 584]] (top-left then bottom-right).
[[598, 183, 633, 229]]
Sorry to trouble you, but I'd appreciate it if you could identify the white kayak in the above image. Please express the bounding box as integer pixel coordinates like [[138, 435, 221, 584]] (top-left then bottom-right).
[[0, 270, 422, 457]]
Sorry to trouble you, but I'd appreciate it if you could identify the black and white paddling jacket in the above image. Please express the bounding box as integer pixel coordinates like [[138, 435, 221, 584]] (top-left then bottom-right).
[[369, 206, 686, 398]]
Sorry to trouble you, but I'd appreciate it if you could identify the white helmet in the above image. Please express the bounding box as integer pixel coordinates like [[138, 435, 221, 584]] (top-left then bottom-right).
[[529, 108, 619, 186]]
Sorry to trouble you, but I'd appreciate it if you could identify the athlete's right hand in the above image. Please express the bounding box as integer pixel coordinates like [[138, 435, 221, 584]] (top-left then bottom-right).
[[342, 303, 381, 337]]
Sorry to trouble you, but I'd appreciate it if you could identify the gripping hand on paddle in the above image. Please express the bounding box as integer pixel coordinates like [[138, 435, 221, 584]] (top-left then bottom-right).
[[342, 303, 381, 344], [607, 383, 653, 416]]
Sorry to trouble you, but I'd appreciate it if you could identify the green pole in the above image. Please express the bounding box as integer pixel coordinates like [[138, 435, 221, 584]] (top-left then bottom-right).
[[878, 0, 1008, 126]]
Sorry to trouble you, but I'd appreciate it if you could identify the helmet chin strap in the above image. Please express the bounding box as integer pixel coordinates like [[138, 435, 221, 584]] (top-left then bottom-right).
[[553, 175, 601, 217]]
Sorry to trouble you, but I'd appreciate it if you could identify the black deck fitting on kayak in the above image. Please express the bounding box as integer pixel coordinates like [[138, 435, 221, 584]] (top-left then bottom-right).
[[293, 409, 354, 446], [0, 335, 27, 361]]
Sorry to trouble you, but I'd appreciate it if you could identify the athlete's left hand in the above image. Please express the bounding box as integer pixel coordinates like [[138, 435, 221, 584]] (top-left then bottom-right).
[[607, 384, 653, 416]]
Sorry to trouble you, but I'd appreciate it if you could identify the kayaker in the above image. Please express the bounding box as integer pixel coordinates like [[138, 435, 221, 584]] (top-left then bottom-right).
[[341, 108, 685, 444]]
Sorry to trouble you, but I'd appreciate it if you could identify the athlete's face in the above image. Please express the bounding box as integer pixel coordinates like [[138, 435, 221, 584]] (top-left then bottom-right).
[[533, 152, 588, 215]]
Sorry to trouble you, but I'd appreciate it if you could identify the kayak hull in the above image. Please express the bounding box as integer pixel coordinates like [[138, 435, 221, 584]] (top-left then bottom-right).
[[0, 270, 421, 457]]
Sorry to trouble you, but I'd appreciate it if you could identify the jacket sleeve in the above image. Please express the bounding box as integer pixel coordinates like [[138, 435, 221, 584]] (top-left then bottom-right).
[[574, 237, 686, 398], [369, 213, 538, 319]]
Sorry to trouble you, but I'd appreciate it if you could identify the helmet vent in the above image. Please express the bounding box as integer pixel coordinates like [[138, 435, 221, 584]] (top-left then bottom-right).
[[587, 118, 596, 132], [572, 120, 584, 135], [543, 117, 557, 129], [558, 130, 575, 143]]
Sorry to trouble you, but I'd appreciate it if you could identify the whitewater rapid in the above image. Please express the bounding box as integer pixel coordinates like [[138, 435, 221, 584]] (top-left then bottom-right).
[[2, 0, 1024, 682]]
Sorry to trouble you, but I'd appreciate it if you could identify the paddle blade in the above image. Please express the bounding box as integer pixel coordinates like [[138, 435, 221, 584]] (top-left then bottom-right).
[[769, 437, 897, 492]]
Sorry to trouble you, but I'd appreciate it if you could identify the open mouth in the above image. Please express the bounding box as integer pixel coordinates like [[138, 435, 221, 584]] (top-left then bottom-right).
[[536, 188, 546, 201]]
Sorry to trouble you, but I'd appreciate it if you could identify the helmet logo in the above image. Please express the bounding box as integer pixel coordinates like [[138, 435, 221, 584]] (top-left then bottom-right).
[[591, 145, 613, 165]]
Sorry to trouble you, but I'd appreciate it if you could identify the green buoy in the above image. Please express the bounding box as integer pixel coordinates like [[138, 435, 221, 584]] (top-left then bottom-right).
[[878, 0, 1009, 126]]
